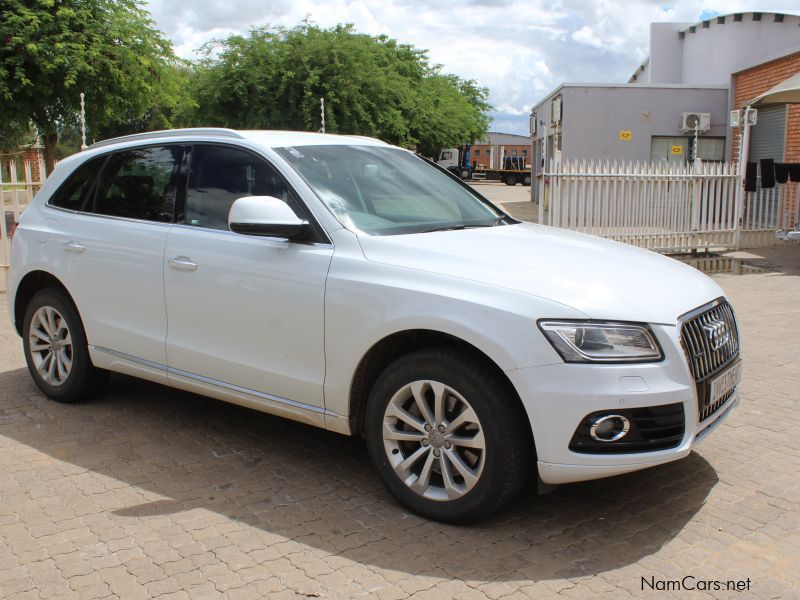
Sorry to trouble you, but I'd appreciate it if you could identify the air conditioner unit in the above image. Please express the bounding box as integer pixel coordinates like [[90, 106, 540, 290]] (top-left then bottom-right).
[[681, 112, 711, 132]]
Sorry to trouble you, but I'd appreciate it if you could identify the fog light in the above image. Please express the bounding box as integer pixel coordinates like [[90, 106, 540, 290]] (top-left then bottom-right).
[[589, 414, 630, 442]]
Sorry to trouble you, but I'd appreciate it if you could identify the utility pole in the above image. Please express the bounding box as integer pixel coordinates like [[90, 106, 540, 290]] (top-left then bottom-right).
[[319, 98, 326, 134], [79, 93, 87, 151]]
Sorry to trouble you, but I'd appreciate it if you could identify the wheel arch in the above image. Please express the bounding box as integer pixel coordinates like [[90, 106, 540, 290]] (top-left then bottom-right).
[[347, 328, 533, 446], [13, 270, 79, 336]]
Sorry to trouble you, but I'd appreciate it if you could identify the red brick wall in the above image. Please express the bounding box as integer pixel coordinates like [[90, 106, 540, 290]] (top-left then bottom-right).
[[470, 144, 530, 169], [20, 147, 44, 183], [471, 144, 491, 168], [732, 52, 800, 226], [732, 51, 800, 163], [1, 147, 43, 187]]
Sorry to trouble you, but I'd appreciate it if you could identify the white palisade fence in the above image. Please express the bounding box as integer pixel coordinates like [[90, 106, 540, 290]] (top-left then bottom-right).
[[539, 159, 796, 253], [1, 157, 47, 271]]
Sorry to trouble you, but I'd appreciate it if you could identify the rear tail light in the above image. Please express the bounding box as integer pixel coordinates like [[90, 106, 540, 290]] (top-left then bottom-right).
[[9, 222, 18, 239]]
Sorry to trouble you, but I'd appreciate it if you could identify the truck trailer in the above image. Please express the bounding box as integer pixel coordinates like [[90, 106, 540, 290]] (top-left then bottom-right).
[[436, 145, 532, 186]]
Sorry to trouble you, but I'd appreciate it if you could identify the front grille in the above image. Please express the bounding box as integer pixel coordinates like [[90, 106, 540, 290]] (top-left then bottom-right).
[[679, 299, 740, 421], [569, 404, 685, 454]]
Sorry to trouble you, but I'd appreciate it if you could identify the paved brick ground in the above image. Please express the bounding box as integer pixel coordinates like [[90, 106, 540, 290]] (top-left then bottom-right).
[[1, 245, 799, 599]]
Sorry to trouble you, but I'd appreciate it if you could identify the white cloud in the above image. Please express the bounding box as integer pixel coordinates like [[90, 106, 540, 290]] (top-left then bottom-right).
[[145, 0, 800, 135], [572, 25, 603, 48]]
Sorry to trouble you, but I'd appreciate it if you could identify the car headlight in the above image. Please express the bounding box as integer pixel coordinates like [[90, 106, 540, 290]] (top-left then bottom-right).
[[538, 320, 663, 363]]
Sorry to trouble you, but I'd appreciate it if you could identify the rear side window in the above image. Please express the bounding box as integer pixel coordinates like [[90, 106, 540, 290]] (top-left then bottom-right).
[[89, 146, 182, 222], [184, 145, 301, 231], [49, 156, 105, 211]]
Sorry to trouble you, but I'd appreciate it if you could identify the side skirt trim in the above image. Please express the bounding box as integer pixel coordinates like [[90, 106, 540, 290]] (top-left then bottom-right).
[[91, 345, 345, 420]]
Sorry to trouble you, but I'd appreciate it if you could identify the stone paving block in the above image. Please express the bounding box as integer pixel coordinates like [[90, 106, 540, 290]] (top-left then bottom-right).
[[1, 248, 799, 598]]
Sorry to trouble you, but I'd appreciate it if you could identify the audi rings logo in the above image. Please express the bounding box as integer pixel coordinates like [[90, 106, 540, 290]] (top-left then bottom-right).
[[703, 319, 731, 351]]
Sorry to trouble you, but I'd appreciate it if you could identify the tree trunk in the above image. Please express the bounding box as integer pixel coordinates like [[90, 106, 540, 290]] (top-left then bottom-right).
[[43, 132, 58, 176]]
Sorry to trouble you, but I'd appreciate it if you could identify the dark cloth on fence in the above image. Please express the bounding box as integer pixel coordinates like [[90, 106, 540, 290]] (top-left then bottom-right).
[[760, 159, 775, 189], [789, 163, 800, 183], [774, 163, 789, 184], [744, 162, 758, 192]]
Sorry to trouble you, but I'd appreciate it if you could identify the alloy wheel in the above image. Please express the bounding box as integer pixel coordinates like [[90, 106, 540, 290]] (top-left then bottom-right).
[[382, 380, 486, 501], [28, 306, 73, 386]]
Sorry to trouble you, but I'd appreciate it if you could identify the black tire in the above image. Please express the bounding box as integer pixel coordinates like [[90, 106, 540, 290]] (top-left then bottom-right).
[[504, 174, 518, 186], [365, 347, 533, 523], [22, 288, 106, 403], [522, 174, 532, 186]]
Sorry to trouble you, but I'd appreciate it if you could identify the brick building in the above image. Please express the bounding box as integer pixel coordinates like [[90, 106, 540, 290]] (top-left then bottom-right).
[[731, 51, 800, 164], [731, 51, 800, 227], [470, 132, 531, 169]]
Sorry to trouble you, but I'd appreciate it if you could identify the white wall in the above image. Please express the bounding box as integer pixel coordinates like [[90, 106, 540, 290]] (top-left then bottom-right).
[[672, 13, 800, 84], [531, 85, 728, 163], [647, 23, 687, 84]]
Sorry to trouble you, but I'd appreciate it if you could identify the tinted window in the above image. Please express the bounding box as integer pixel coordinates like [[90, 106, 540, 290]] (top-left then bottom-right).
[[90, 146, 181, 222], [49, 156, 105, 211], [185, 145, 300, 231]]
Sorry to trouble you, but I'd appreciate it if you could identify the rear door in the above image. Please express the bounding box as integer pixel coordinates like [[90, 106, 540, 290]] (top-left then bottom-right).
[[50, 145, 183, 367]]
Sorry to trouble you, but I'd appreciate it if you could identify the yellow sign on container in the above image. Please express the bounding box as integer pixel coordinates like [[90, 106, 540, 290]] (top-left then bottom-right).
[[619, 130, 632, 141], [671, 145, 683, 155]]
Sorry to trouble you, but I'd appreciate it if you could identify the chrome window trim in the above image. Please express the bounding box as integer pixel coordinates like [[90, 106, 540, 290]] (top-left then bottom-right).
[[44, 203, 174, 227]]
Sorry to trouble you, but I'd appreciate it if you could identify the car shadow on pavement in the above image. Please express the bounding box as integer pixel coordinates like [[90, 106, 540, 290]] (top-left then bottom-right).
[[0, 368, 719, 582]]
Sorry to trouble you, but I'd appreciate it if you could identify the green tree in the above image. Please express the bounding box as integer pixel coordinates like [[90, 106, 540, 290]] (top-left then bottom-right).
[[0, 0, 185, 169], [181, 24, 490, 156], [412, 73, 491, 158]]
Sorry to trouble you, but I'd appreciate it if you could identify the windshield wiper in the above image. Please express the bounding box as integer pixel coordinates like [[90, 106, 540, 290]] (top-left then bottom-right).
[[420, 225, 469, 233], [420, 217, 508, 234]]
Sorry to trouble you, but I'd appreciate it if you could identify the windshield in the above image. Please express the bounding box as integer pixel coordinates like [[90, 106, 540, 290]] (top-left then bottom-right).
[[275, 145, 506, 235]]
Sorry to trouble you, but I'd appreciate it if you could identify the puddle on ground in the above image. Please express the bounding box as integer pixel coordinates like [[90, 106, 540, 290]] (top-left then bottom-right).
[[673, 255, 772, 275]]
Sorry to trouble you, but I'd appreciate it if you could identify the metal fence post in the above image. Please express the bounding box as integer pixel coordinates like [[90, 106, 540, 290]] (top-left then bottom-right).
[[732, 108, 752, 249]]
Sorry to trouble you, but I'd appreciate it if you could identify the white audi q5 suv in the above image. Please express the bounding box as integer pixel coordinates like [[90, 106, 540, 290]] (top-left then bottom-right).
[[6, 128, 742, 522]]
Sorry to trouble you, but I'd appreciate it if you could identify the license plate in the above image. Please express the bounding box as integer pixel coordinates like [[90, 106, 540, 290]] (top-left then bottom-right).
[[707, 360, 742, 408]]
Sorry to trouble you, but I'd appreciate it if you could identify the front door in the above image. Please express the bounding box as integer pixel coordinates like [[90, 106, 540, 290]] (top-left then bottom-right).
[[163, 144, 332, 407]]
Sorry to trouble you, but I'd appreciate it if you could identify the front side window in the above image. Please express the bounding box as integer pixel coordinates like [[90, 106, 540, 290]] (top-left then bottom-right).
[[49, 156, 106, 211], [275, 145, 504, 236], [90, 146, 181, 222], [184, 145, 299, 231]]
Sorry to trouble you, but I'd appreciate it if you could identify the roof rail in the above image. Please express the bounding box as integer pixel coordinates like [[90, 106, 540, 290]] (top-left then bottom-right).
[[87, 128, 245, 150]]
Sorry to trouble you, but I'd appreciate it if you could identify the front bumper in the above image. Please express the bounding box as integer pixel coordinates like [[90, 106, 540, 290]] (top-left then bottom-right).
[[506, 323, 739, 485]]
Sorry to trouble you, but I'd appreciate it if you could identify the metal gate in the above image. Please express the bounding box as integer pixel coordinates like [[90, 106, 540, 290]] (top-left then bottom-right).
[[538, 159, 797, 253]]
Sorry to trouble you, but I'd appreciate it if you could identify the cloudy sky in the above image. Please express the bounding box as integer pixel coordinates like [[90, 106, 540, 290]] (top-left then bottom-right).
[[145, 0, 798, 135]]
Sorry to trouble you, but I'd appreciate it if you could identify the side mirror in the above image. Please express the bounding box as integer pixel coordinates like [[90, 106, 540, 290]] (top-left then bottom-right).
[[228, 196, 309, 241]]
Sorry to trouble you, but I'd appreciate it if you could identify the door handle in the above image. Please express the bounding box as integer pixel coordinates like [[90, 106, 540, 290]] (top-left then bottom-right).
[[168, 256, 197, 271], [63, 241, 85, 253]]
